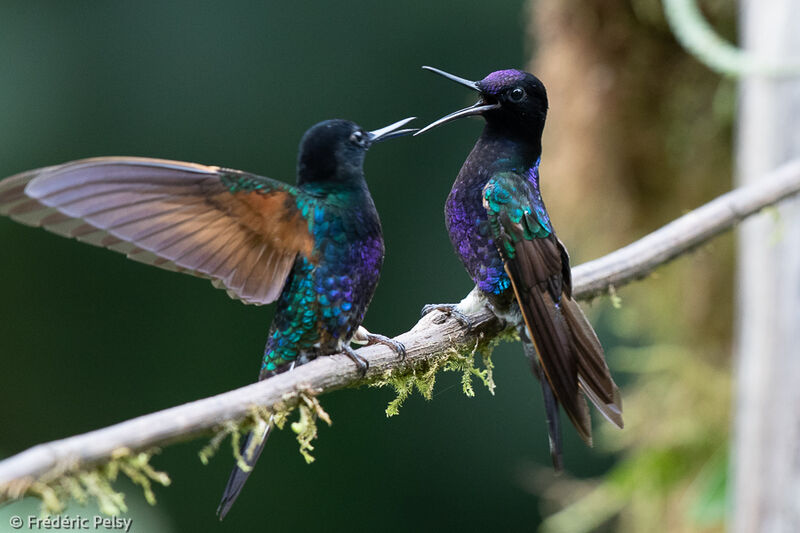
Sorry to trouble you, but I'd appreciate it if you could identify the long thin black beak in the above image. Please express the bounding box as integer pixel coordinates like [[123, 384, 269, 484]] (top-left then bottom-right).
[[368, 117, 418, 144], [421, 66, 479, 91], [414, 66, 500, 136], [415, 101, 500, 136]]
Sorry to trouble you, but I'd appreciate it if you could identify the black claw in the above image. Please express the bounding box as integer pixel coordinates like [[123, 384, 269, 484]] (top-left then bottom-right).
[[366, 333, 406, 361], [420, 303, 440, 317], [395, 341, 407, 360], [420, 303, 473, 332], [343, 345, 369, 376], [389, 339, 407, 360]]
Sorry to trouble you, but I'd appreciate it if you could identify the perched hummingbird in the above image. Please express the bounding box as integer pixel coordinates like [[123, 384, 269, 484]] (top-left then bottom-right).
[[0, 117, 414, 517], [415, 67, 622, 468]]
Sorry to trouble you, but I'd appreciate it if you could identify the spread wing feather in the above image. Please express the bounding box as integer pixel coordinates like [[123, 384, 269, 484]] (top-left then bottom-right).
[[0, 157, 314, 305]]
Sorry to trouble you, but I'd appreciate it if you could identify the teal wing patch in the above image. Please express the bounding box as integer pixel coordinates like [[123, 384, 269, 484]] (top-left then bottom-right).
[[483, 172, 552, 258]]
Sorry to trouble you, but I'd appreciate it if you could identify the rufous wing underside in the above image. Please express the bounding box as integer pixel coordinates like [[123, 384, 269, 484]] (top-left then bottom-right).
[[0, 157, 313, 305]]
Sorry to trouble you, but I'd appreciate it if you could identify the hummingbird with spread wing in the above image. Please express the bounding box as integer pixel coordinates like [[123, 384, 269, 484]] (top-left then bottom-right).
[[0, 116, 414, 517]]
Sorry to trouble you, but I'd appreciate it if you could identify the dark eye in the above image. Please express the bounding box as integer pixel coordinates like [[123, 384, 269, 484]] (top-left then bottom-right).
[[509, 87, 525, 102], [349, 130, 365, 145]]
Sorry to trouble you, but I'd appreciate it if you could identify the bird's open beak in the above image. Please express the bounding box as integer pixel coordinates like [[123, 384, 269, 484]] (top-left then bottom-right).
[[368, 117, 418, 144], [421, 66, 479, 90], [414, 66, 501, 136]]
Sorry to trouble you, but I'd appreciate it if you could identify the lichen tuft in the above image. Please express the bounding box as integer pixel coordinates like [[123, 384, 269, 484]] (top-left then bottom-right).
[[291, 392, 332, 464], [5, 448, 171, 516], [199, 389, 330, 468], [369, 332, 504, 416]]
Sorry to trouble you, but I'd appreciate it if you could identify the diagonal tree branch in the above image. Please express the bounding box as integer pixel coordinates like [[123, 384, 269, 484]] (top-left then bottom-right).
[[2, 158, 800, 502]]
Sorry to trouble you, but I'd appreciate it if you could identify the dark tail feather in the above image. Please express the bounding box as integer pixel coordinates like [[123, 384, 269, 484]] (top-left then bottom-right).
[[523, 338, 564, 471], [217, 422, 272, 520], [540, 378, 564, 471], [514, 283, 593, 444], [562, 298, 624, 429]]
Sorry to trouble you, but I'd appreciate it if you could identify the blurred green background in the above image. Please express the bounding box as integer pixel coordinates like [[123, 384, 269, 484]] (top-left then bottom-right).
[[0, 1, 736, 532]]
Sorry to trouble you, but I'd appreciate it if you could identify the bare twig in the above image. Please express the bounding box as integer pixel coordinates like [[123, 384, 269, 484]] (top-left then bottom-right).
[[573, 159, 800, 299], [2, 158, 800, 500]]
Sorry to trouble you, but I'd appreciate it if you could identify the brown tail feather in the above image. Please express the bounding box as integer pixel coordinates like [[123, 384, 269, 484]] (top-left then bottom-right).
[[506, 263, 593, 444], [507, 267, 623, 441], [562, 298, 624, 429]]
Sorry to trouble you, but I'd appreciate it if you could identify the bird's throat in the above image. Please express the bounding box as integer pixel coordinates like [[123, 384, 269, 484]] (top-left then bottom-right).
[[473, 126, 542, 185]]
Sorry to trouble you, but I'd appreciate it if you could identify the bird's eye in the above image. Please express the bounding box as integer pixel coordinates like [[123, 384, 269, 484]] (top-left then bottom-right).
[[349, 130, 365, 145], [509, 87, 526, 102]]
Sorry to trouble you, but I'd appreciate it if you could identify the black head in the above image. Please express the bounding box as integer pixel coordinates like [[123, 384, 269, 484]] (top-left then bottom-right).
[[415, 67, 548, 141], [297, 118, 416, 187]]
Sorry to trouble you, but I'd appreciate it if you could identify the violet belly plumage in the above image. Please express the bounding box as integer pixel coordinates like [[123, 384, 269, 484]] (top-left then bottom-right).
[[445, 174, 510, 295]]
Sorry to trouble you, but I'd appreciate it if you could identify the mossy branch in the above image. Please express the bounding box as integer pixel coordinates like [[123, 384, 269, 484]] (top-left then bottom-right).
[[3, 449, 170, 516], [2, 158, 800, 507]]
